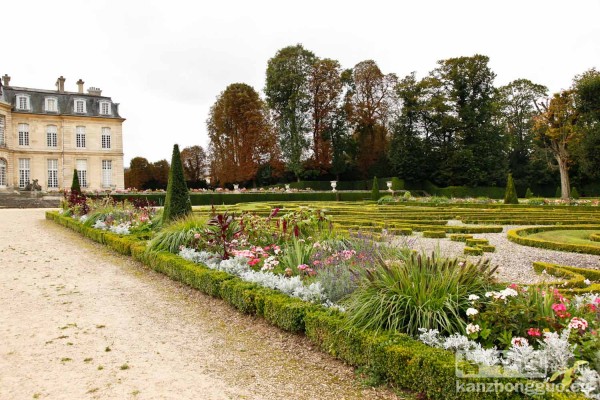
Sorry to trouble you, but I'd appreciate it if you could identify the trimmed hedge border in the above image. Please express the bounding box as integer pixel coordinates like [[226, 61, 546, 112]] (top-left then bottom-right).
[[46, 211, 583, 400], [590, 233, 600, 242], [422, 230, 446, 238], [507, 225, 600, 255], [533, 261, 600, 294]]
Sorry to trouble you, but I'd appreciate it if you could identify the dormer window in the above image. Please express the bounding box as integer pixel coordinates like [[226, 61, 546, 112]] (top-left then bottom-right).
[[99, 101, 111, 115], [74, 98, 87, 114], [16, 94, 31, 111], [45, 97, 58, 112]]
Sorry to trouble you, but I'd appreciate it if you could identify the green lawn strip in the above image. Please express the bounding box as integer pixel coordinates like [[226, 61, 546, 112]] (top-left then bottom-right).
[[507, 225, 600, 255], [528, 229, 600, 247]]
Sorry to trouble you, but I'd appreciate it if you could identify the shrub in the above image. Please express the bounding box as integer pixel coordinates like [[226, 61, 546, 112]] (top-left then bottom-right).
[[371, 176, 380, 201], [450, 234, 473, 242], [525, 187, 534, 199], [571, 187, 580, 199], [466, 238, 489, 247], [504, 173, 519, 204], [555, 186, 561, 198], [71, 168, 81, 193], [342, 252, 496, 336], [478, 245, 496, 253], [162, 144, 192, 223], [391, 177, 404, 190], [147, 214, 207, 253], [464, 246, 483, 256], [422, 231, 446, 238]]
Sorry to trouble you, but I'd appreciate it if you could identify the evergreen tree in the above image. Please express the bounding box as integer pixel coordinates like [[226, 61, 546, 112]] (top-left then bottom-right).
[[71, 168, 81, 193], [555, 186, 561, 198], [371, 176, 380, 201], [504, 173, 519, 204], [525, 188, 534, 199], [162, 144, 192, 223], [571, 187, 580, 199]]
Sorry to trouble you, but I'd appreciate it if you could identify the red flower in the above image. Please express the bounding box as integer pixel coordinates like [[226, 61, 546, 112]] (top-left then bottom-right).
[[527, 328, 542, 337]]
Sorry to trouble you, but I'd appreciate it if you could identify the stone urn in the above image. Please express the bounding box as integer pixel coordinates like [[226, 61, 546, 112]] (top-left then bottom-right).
[[330, 181, 337, 192]]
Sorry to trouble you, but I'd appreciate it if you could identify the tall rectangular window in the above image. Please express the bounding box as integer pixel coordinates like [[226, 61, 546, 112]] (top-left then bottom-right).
[[100, 101, 111, 115], [101, 127, 111, 149], [19, 158, 30, 188], [0, 115, 5, 146], [74, 99, 86, 113], [102, 160, 112, 188], [48, 159, 58, 188], [47, 125, 58, 148], [76, 126, 86, 148], [76, 159, 87, 188], [16, 95, 30, 110], [0, 159, 6, 187], [18, 123, 29, 146]]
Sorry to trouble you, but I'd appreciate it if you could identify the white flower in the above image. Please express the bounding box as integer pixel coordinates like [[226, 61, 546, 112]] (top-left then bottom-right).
[[584, 279, 591, 286], [485, 292, 493, 298], [466, 323, 481, 335], [466, 307, 479, 317], [511, 337, 529, 347], [468, 294, 480, 301]]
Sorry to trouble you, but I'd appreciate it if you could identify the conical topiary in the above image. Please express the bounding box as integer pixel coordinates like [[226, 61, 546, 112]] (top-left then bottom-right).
[[504, 173, 519, 204], [371, 176, 380, 201], [71, 168, 81, 193], [525, 188, 534, 199], [162, 144, 192, 223], [571, 187, 580, 199], [555, 186, 561, 198]]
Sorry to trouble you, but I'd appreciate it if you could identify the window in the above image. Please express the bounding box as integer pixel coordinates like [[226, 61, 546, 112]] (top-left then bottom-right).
[[48, 159, 58, 188], [99, 101, 111, 115], [76, 126, 86, 148], [19, 158, 30, 188], [45, 97, 58, 112], [102, 160, 112, 187], [0, 159, 6, 187], [16, 94, 30, 110], [47, 125, 58, 148], [101, 127, 111, 149], [74, 98, 87, 113], [18, 123, 29, 146], [76, 159, 87, 188], [0, 115, 5, 146]]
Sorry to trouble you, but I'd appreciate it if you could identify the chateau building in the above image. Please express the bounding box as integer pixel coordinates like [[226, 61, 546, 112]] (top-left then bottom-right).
[[0, 74, 125, 191]]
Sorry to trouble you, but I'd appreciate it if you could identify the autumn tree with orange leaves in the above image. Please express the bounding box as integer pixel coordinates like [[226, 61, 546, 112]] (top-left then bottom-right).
[[207, 83, 277, 187], [344, 60, 398, 177]]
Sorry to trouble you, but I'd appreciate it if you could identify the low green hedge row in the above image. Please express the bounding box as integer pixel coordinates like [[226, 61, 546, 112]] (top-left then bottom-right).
[[532, 261, 600, 294], [450, 234, 473, 242], [422, 230, 447, 238], [507, 225, 600, 255], [46, 212, 582, 400], [466, 238, 489, 247], [590, 233, 600, 242], [464, 246, 484, 256]]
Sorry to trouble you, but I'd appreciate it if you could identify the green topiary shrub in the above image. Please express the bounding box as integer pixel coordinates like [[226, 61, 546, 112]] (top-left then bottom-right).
[[71, 168, 81, 193], [391, 177, 404, 191], [555, 186, 561, 198], [503, 173, 518, 204], [162, 144, 192, 223], [371, 176, 380, 201], [525, 188, 534, 199], [571, 187, 580, 199]]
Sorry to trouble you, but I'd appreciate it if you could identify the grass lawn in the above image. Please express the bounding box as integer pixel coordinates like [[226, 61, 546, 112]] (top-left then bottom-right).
[[528, 229, 600, 247]]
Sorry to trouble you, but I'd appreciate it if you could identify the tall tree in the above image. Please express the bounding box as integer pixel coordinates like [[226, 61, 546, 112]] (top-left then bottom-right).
[[126, 157, 151, 189], [181, 145, 208, 182], [307, 58, 343, 172], [497, 79, 548, 185], [533, 90, 579, 199], [265, 44, 315, 180], [573, 69, 600, 181], [430, 55, 507, 186], [207, 83, 277, 186], [344, 60, 397, 177]]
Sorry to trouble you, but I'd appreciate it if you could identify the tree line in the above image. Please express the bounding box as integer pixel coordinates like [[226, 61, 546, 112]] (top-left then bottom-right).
[[127, 45, 600, 198]]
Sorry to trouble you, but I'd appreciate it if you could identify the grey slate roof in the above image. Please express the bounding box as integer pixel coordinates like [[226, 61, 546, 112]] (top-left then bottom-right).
[[1, 86, 122, 118]]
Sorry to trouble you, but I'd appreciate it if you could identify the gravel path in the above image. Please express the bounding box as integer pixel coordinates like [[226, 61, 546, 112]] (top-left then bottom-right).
[[0, 209, 403, 400], [401, 222, 600, 284]]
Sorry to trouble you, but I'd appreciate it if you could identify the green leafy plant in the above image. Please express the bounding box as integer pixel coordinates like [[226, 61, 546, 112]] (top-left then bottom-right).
[[503, 173, 519, 204], [162, 144, 192, 223], [278, 237, 315, 275], [343, 252, 497, 336], [571, 186, 580, 199]]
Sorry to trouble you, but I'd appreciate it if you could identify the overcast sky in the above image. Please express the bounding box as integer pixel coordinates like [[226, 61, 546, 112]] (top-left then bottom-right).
[[3, 0, 599, 165]]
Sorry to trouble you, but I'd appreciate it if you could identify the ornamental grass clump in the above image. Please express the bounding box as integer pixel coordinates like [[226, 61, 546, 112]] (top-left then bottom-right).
[[147, 214, 207, 253], [342, 252, 497, 336]]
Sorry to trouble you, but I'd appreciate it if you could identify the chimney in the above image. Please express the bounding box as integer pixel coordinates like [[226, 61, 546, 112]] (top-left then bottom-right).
[[56, 76, 65, 93], [2, 74, 10, 86], [87, 87, 102, 96], [76, 79, 84, 94]]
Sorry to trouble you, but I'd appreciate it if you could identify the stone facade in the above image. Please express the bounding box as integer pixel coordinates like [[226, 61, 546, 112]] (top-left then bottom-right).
[[0, 74, 125, 191]]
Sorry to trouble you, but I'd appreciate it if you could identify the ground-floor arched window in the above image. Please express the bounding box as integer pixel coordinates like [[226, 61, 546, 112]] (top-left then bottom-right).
[[0, 158, 6, 187]]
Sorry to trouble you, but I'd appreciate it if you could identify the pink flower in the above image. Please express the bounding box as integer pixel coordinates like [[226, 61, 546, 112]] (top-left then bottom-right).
[[552, 303, 567, 313], [312, 260, 321, 266], [194, 233, 201, 239], [568, 317, 588, 331], [298, 264, 309, 271], [248, 258, 261, 266], [527, 328, 542, 337]]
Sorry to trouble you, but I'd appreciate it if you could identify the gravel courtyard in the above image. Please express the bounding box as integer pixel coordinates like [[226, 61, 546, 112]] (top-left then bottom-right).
[[0, 209, 402, 400]]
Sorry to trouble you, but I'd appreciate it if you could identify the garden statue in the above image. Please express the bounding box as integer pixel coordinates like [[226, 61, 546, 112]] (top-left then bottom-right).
[[23, 179, 42, 191]]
